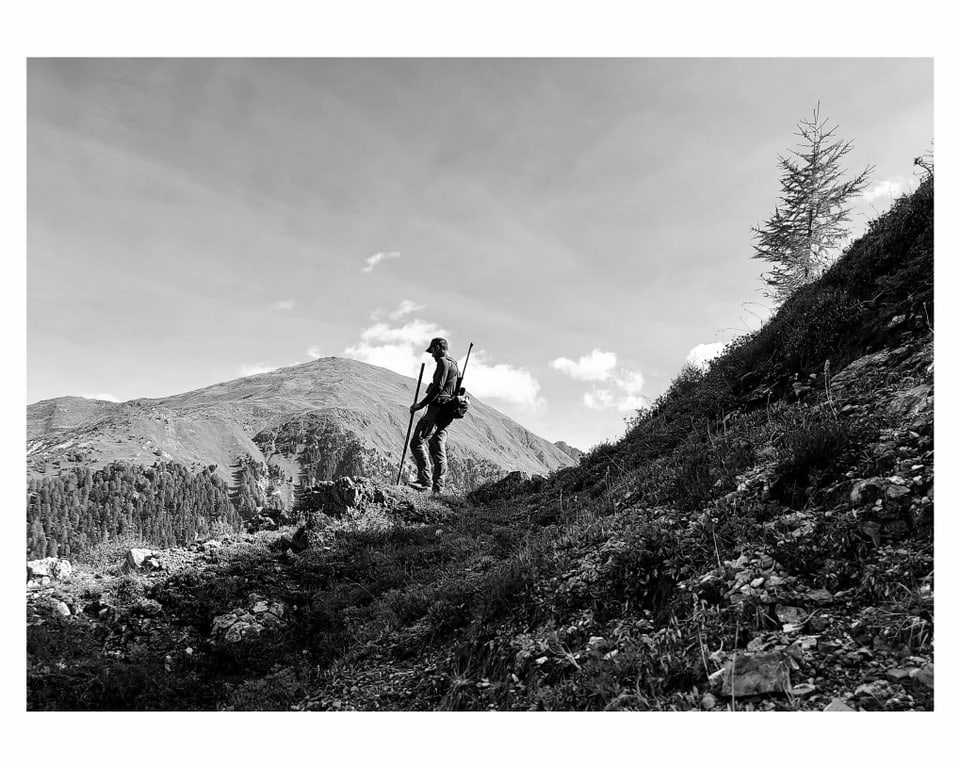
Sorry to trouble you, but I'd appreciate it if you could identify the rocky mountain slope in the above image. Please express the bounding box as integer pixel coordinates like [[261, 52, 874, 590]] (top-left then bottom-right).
[[27, 357, 576, 497], [26, 176, 933, 712]]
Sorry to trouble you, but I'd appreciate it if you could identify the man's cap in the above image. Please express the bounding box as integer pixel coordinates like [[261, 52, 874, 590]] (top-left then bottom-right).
[[425, 337, 448, 353]]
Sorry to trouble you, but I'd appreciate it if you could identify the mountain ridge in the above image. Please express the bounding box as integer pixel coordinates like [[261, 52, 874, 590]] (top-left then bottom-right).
[[27, 356, 576, 495]]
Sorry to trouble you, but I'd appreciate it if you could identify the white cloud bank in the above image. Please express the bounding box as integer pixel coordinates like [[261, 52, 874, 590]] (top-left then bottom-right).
[[686, 342, 727, 369], [240, 363, 280, 377], [340, 304, 544, 410], [862, 176, 920, 204], [79, 392, 120, 402], [550, 349, 618, 382], [361, 251, 401, 273], [552, 349, 648, 412], [463, 351, 545, 410]]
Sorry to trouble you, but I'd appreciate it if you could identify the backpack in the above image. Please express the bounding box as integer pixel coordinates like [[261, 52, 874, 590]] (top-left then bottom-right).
[[447, 387, 470, 419]]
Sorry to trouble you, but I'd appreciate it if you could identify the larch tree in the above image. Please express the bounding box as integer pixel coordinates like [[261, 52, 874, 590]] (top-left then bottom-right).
[[752, 103, 873, 304]]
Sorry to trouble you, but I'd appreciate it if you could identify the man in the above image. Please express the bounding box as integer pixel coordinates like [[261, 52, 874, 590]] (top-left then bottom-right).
[[408, 337, 460, 493]]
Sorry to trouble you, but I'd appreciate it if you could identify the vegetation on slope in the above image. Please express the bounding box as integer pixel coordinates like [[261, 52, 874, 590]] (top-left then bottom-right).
[[27, 462, 240, 559]]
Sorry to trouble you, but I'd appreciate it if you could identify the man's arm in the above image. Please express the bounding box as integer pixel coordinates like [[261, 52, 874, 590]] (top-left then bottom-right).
[[411, 362, 445, 412]]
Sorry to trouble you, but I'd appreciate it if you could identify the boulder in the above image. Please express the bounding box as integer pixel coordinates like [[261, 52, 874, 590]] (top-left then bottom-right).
[[910, 663, 933, 692], [298, 476, 374, 516], [133, 598, 163, 617], [887, 384, 932, 420], [27, 557, 73, 582], [721, 652, 794, 697], [850, 478, 885, 506], [211, 596, 287, 643], [823, 697, 855, 712], [830, 350, 893, 390], [123, 548, 161, 573]]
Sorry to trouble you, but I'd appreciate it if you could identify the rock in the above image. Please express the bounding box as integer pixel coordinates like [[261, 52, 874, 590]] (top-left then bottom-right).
[[885, 668, 915, 682], [910, 663, 933, 692], [721, 652, 793, 697], [27, 557, 73, 582], [53, 600, 71, 617], [806, 588, 833, 605], [701, 693, 717, 710], [887, 384, 932, 420], [823, 697, 855, 711], [830, 350, 893, 390], [211, 612, 240, 633], [123, 548, 160, 573], [298, 476, 373, 516], [587, 636, 607, 651], [133, 598, 163, 617], [224, 620, 262, 643], [850, 479, 885, 506], [775, 605, 808, 626]]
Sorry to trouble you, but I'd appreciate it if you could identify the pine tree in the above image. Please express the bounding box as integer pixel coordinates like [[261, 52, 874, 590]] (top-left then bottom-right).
[[752, 103, 873, 303]]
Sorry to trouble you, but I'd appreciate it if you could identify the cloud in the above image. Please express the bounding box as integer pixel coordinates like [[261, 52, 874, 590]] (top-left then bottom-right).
[[550, 349, 618, 381], [686, 342, 726, 369], [389, 300, 425, 320], [862, 176, 918, 204], [342, 313, 545, 410], [361, 251, 401, 273], [272, 299, 295, 311], [240, 363, 279, 377], [617, 371, 645, 395], [583, 389, 647, 413], [343, 317, 449, 377], [554, 348, 647, 412], [79, 392, 120, 402], [359, 319, 447, 346], [463, 351, 546, 410]]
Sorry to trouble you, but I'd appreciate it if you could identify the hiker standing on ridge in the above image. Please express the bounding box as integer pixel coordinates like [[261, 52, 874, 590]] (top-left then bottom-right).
[[408, 337, 459, 493]]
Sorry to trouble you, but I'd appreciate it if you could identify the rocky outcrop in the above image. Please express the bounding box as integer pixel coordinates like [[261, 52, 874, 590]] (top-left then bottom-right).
[[211, 593, 287, 644], [553, 441, 584, 462], [27, 557, 72, 582], [123, 548, 162, 573], [296, 476, 386, 516]]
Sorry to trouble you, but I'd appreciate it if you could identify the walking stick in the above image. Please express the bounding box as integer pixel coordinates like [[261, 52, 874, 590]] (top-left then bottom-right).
[[397, 362, 426, 486], [457, 342, 474, 392]]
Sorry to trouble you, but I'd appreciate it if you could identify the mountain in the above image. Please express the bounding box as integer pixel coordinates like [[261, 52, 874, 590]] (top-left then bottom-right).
[[553, 440, 584, 462], [27, 357, 576, 503]]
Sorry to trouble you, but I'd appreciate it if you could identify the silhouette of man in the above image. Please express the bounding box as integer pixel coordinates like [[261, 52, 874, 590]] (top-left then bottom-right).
[[408, 337, 459, 493]]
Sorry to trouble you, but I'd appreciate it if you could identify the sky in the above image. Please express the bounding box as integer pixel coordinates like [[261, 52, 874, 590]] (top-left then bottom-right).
[[27, 58, 933, 449]]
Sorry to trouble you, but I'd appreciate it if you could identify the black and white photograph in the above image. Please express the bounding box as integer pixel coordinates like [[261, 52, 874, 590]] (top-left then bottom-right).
[[10, 2, 952, 763]]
